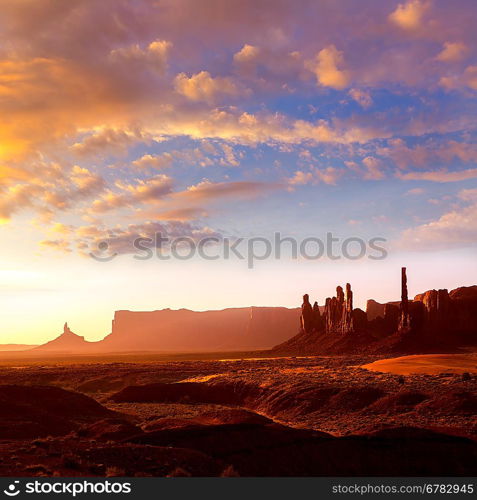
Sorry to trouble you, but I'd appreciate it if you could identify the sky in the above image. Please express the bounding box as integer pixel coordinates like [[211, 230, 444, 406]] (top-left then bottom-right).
[[1, 0, 477, 344]]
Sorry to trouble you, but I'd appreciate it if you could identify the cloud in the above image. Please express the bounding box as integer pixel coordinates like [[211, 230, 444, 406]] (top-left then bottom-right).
[[436, 42, 468, 63], [362, 156, 385, 180], [439, 65, 477, 91], [389, 0, 429, 30], [0, 163, 106, 222], [397, 168, 477, 182], [406, 187, 425, 195], [233, 44, 260, 64], [132, 153, 173, 170], [307, 45, 349, 90], [124, 175, 175, 201], [348, 88, 373, 108], [92, 175, 173, 213], [77, 220, 224, 256], [232, 43, 303, 87], [139, 207, 209, 222], [174, 71, 247, 103], [109, 39, 172, 74], [40, 239, 72, 253], [71, 128, 151, 157], [176, 180, 280, 202], [155, 108, 384, 146], [0, 184, 42, 223], [288, 167, 342, 186], [398, 189, 477, 250], [379, 139, 477, 170]]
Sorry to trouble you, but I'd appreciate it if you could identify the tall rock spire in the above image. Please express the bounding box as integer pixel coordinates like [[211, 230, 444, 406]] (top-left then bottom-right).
[[300, 294, 314, 334], [399, 267, 410, 330]]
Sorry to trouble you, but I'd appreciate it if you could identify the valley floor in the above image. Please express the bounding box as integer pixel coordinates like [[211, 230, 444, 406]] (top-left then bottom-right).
[[0, 353, 476, 476]]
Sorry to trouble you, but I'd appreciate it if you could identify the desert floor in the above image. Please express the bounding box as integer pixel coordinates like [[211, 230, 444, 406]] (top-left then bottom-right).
[[0, 353, 476, 477]]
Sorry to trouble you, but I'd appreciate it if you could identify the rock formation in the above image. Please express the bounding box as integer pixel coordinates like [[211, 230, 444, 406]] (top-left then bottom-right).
[[366, 299, 385, 321], [312, 301, 323, 332], [275, 267, 477, 354], [300, 294, 314, 334], [107, 307, 300, 352], [323, 284, 357, 334], [341, 283, 353, 334], [399, 267, 410, 331], [33, 322, 92, 353]]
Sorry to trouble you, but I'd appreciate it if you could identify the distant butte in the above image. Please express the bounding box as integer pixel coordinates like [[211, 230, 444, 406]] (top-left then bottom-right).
[[32, 322, 97, 354]]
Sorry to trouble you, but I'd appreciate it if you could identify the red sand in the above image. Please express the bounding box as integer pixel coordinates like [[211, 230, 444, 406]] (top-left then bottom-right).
[[362, 353, 477, 375]]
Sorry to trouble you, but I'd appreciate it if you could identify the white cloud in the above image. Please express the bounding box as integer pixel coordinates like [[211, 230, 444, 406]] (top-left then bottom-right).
[[398, 190, 477, 250]]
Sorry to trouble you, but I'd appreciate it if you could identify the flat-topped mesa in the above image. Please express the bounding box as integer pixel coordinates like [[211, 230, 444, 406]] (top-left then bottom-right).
[[300, 294, 314, 334]]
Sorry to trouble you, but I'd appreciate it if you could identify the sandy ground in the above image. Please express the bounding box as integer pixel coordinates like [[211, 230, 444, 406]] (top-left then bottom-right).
[[362, 353, 477, 375]]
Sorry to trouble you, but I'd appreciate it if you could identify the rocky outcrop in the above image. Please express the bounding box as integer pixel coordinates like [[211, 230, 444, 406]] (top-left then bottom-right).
[[412, 286, 477, 341], [32, 322, 97, 353], [0, 385, 114, 439], [366, 299, 385, 321], [399, 267, 410, 332], [323, 283, 359, 334], [312, 301, 323, 332], [275, 268, 477, 355], [300, 294, 314, 334]]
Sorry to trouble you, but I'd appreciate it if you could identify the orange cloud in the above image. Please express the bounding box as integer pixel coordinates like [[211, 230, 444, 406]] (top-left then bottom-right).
[[92, 175, 173, 213], [389, 0, 429, 30], [436, 42, 468, 63], [307, 45, 350, 90], [174, 71, 248, 103], [132, 153, 173, 170], [139, 207, 209, 222], [109, 39, 172, 74], [176, 180, 280, 202]]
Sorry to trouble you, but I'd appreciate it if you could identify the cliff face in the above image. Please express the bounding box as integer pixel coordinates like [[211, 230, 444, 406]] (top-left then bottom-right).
[[412, 287, 477, 341], [101, 306, 300, 352]]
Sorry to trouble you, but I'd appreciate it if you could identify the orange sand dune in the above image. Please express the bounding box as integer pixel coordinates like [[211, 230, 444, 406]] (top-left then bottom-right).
[[362, 353, 477, 375]]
